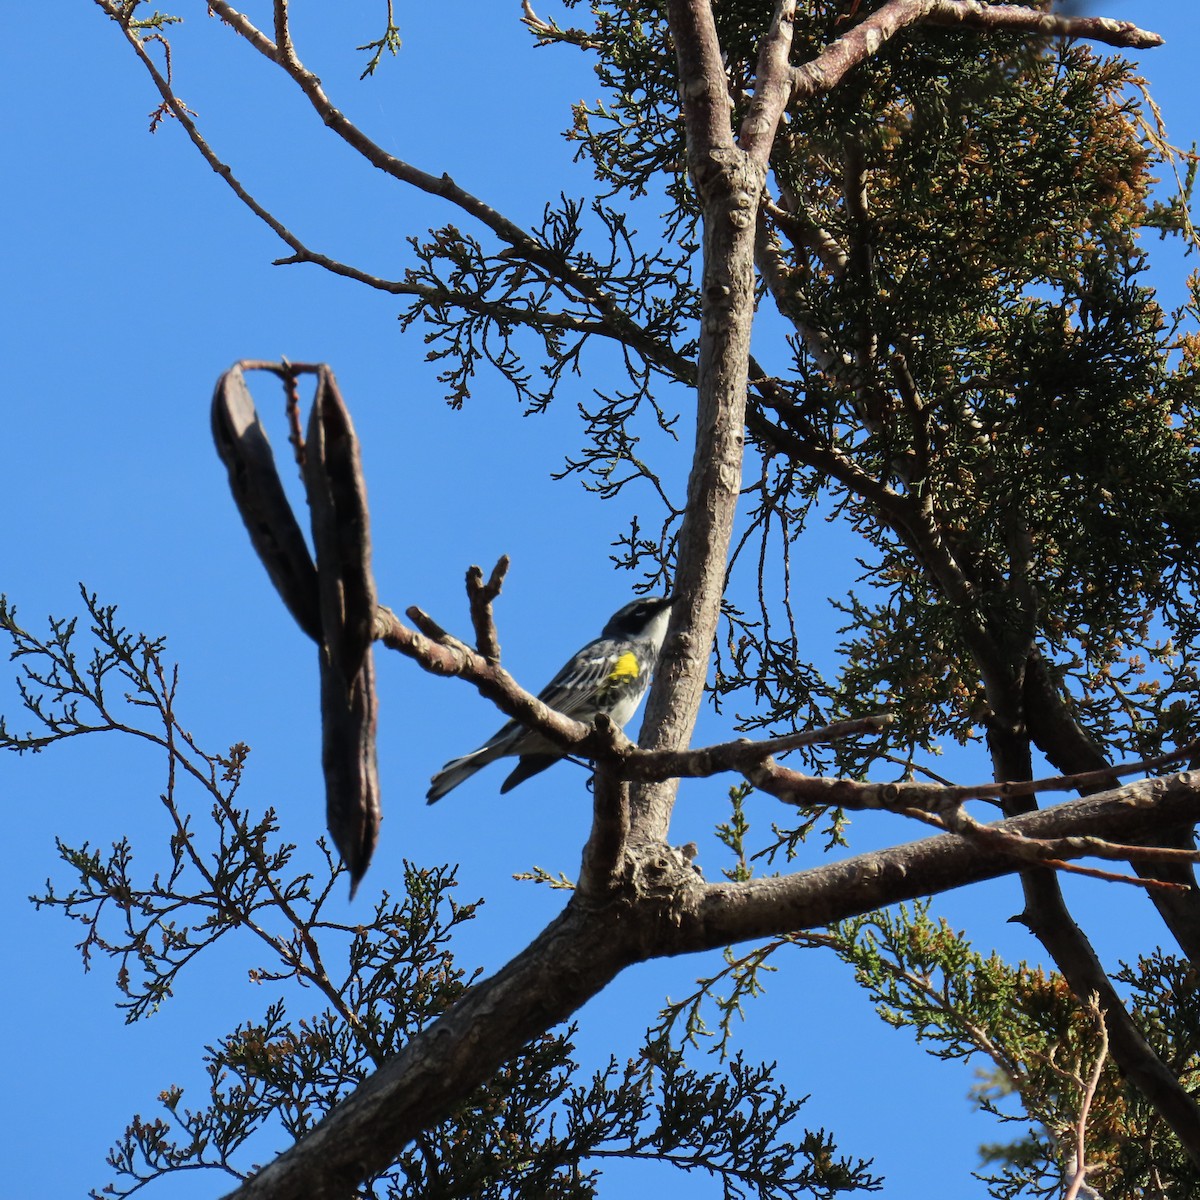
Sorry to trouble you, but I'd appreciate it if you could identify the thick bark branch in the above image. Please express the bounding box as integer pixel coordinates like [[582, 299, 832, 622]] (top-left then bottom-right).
[[666, 0, 737, 158], [578, 763, 633, 899], [694, 772, 1200, 943], [923, 2, 1160, 48], [224, 772, 1200, 1200], [739, 1, 798, 166], [790, 0, 1160, 103], [1018, 866, 1200, 1164], [635, 0, 765, 838], [222, 898, 647, 1200], [635, 0, 825, 839]]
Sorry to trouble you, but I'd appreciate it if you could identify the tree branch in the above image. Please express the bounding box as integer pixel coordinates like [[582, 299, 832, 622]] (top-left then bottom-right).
[[1024, 649, 1200, 962], [696, 773, 1200, 942], [201, 0, 690, 374], [1063, 995, 1108, 1200], [790, 0, 1160, 104], [983, 707, 1200, 1170], [634, 0, 904, 834], [739, 0, 798, 167], [741, 736, 1200, 812], [465, 556, 508, 662], [223, 772, 1200, 1200], [923, 1, 1161, 49], [578, 755, 632, 899], [634, 0, 767, 838], [373, 606, 599, 757]]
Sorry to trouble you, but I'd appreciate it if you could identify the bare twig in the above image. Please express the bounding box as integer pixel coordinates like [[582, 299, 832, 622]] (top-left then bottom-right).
[[905, 807, 1195, 894], [282, 366, 306, 468], [95, 0, 697, 403], [403, 605, 453, 644], [376, 606, 602, 758], [520, 0, 604, 51], [202, 0, 690, 374], [1063, 994, 1109, 1200], [466, 556, 509, 662]]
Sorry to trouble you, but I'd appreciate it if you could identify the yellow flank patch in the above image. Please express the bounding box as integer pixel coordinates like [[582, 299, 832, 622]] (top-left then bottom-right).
[[607, 652, 640, 683]]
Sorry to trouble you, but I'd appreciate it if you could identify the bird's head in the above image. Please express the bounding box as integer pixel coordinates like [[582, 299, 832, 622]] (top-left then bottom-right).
[[602, 595, 676, 645]]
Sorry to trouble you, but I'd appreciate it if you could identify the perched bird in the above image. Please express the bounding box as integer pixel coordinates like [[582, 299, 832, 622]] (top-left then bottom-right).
[[427, 595, 676, 803]]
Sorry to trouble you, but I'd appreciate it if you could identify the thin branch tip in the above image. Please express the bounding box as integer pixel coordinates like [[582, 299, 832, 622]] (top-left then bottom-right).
[[405, 605, 448, 641], [465, 557, 508, 661], [489, 554, 510, 591]]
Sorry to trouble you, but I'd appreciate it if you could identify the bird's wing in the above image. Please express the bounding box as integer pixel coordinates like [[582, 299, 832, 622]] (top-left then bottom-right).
[[536, 637, 642, 718]]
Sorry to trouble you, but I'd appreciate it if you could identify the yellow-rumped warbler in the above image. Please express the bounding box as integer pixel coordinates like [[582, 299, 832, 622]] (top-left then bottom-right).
[[426, 595, 675, 803]]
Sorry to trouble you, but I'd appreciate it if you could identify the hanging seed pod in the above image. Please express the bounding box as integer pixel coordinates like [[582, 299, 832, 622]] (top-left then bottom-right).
[[304, 367, 382, 895], [213, 362, 382, 895], [211, 365, 322, 643]]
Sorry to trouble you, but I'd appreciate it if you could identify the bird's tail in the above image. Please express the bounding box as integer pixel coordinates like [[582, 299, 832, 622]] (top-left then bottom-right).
[[427, 742, 506, 804]]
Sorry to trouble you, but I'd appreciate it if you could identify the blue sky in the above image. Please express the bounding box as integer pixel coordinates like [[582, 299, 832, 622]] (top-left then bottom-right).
[[2, 3, 1198, 1196]]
